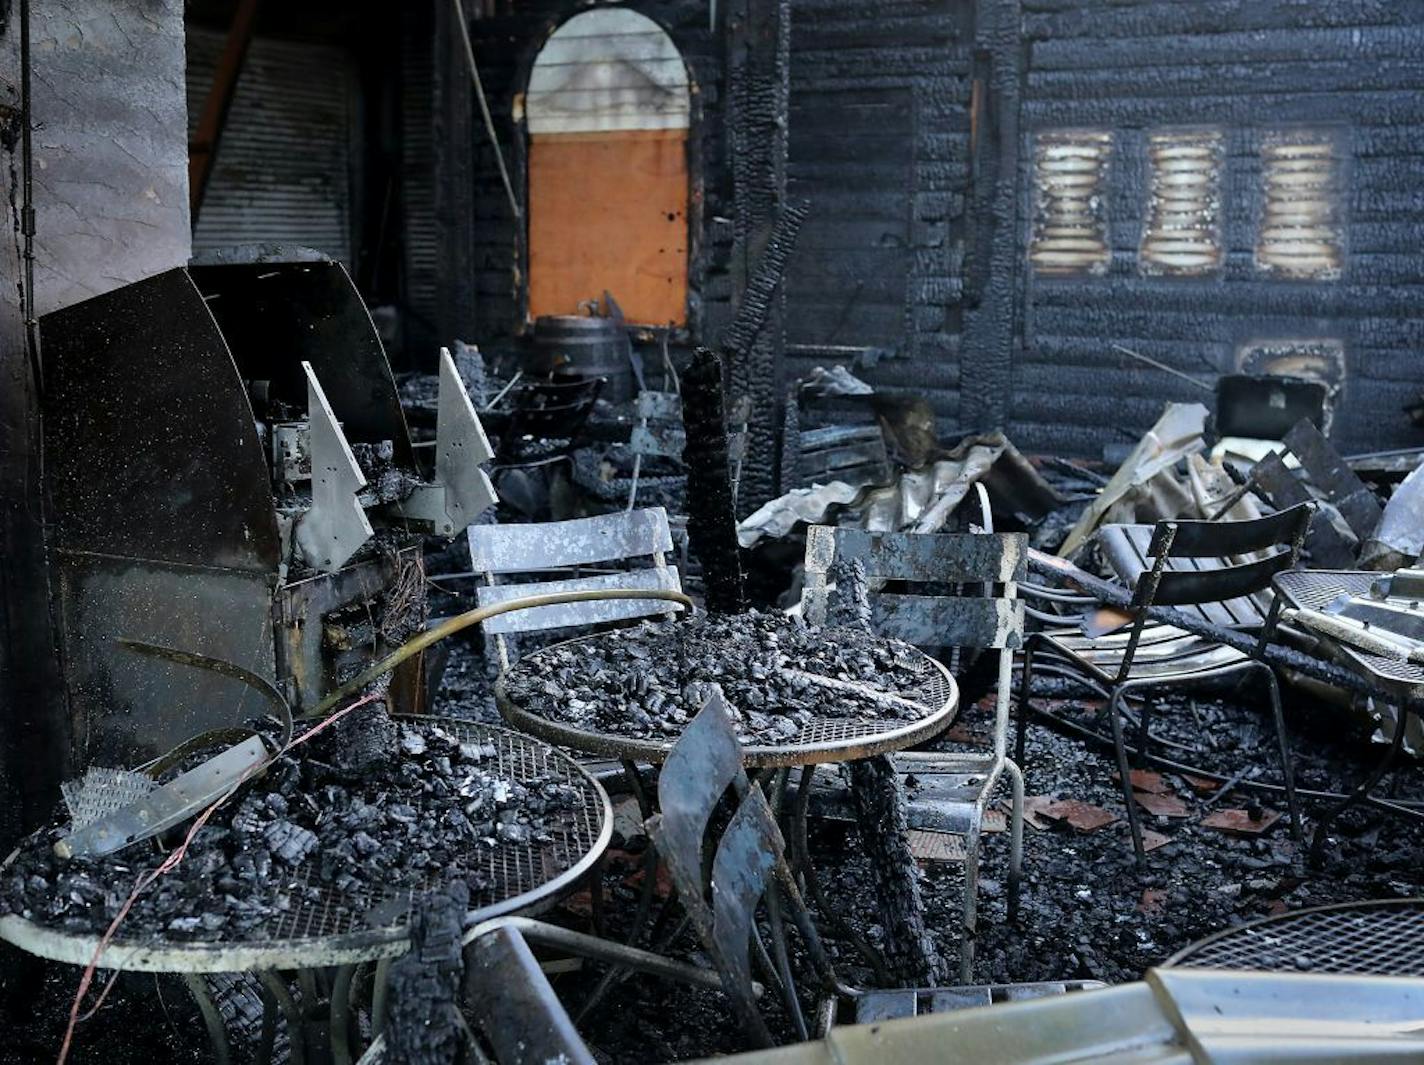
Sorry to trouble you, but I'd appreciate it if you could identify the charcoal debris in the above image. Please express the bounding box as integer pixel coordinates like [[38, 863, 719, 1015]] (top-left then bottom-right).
[[503, 608, 935, 745], [0, 717, 581, 940]]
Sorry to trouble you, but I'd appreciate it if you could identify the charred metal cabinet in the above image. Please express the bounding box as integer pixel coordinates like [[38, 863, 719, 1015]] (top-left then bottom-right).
[[41, 259, 431, 768]]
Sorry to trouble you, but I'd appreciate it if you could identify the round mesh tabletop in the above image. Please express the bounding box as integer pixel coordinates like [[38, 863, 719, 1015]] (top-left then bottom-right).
[[1164, 899, 1424, 977], [1274, 570, 1424, 698], [497, 636, 958, 768], [0, 719, 611, 974]]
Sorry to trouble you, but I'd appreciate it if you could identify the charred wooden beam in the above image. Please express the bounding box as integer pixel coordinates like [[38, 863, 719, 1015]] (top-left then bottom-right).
[[683, 347, 747, 614]]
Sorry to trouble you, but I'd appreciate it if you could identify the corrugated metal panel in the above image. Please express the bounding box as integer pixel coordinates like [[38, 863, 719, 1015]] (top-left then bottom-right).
[[1140, 129, 1223, 276], [1256, 130, 1344, 281], [401, 14, 439, 325], [526, 8, 689, 135], [186, 29, 355, 265], [1030, 129, 1112, 276]]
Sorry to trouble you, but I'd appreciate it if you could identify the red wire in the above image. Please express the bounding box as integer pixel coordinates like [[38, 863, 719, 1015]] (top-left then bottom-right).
[[56, 691, 382, 1064]]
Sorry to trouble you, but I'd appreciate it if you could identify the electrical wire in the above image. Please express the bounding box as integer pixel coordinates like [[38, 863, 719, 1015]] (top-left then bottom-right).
[[57, 691, 383, 1064]]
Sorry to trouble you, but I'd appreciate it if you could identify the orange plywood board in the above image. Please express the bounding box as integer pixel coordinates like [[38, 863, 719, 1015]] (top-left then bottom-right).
[[528, 128, 688, 326]]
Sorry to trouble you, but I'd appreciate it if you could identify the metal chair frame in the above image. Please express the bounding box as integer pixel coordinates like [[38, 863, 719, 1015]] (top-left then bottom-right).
[[800, 519, 1027, 982], [1016, 503, 1314, 869], [466, 507, 685, 674]]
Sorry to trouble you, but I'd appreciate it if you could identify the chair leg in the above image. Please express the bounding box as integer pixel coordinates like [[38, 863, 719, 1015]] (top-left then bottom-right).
[[1261, 667, 1304, 843], [1137, 694, 1154, 766], [1004, 758, 1025, 925], [1015, 643, 1035, 768], [959, 819, 982, 984], [1108, 687, 1148, 871]]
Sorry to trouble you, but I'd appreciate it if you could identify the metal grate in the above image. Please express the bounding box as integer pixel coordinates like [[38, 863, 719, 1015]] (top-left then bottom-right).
[[261, 721, 604, 945], [501, 644, 958, 767], [62, 768, 156, 831], [1140, 129, 1223, 277], [1166, 899, 1424, 976], [1275, 571, 1424, 686], [73, 721, 605, 953], [1255, 130, 1345, 281], [1030, 130, 1112, 277]]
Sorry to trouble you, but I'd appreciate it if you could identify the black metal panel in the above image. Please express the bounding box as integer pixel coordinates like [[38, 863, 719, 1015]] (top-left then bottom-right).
[[1148, 551, 1297, 609], [40, 268, 281, 573], [1149, 503, 1313, 559], [190, 259, 414, 463], [465, 926, 597, 1065], [54, 555, 276, 767]]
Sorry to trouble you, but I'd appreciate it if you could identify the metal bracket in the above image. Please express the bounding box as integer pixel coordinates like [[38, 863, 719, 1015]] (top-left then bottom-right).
[[294, 362, 373, 572], [55, 735, 270, 859], [393, 347, 497, 536]]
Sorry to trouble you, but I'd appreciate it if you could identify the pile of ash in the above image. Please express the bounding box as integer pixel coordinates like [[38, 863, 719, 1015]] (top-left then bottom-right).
[[1, 719, 583, 941], [503, 609, 936, 744]]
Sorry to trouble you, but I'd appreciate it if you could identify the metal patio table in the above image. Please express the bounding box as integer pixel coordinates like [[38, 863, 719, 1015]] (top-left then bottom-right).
[[0, 718, 612, 1065], [1274, 570, 1424, 860], [495, 633, 959, 980], [1165, 897, 1424, 977]]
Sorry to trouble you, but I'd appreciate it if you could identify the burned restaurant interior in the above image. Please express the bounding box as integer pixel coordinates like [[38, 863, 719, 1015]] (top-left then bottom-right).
[[4, 1, 1424, 1062]]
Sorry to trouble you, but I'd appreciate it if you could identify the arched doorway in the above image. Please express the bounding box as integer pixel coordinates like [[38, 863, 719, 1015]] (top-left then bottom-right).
[[525, 8, 690, 326]]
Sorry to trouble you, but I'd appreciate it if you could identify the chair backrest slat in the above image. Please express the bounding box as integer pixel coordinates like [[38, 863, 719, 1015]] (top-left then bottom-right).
[[469, 508, 674, 573], [874, 594, 1025, 649], [1146, 502, 1312, 559], [806, 527, 1027, 584], [475, 567, 682, 634], [1146, 549, 1296, 607], [635, 390, 682, 421], [1098, 523, 1266, 627]]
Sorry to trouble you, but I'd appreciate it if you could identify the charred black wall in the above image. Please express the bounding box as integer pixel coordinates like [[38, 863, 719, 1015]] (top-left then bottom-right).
[[465, 2, 726, 347], [1010, 0, 1424, 456], [782, 0, 977, 430]]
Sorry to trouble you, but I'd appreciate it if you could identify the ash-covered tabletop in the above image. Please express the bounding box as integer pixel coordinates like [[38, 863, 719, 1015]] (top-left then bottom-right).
[[0, 719, 611, 974], [496, 610, 959, 767]]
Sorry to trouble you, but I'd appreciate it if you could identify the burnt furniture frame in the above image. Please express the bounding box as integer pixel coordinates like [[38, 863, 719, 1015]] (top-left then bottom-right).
[[1017, 503, 1314, 869], [1272, 569, 1424, 862], [646, 691, 1096, 1046], [801, 523, 1027, 982], [466, 507, 685, 674]]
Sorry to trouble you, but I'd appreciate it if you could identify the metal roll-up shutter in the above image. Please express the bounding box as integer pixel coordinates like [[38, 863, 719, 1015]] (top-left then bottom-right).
[[400, 13, 439, 328], [186, 28, 356, 265]]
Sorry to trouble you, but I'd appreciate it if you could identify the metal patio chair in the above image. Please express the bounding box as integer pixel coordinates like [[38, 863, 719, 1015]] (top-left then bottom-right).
[[360, 691, 1094, 1062], [626, 389, 686, 511], [649, 690, 1094, 1045], [1016, 502, 1314, 869], [801, 523, 1027, 982], [467, 506, 686, 674], [783, 421, 892, 492]]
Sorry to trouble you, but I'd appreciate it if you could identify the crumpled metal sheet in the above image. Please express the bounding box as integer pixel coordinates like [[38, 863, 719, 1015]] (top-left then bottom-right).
[[1359, 461, 1424, 571], [737, 435, 1010, 548], [1058, 403, 1209, 558]]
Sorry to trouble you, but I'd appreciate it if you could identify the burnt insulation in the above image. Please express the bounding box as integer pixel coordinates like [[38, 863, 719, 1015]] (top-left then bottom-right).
[[682, 346, 748, 614]]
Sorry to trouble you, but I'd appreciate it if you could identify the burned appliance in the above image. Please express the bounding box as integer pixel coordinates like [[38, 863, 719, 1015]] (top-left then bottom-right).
[[40, 256, 493, 768]]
